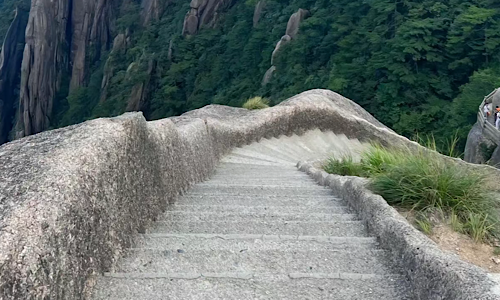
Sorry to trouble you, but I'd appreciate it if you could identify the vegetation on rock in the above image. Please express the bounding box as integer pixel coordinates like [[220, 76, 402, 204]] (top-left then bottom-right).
[[242, 96, 270, 109], [323, 145, 499, 242]]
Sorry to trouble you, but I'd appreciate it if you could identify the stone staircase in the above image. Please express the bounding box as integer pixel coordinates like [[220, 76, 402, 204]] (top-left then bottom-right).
[[92, 130, 411, 299]]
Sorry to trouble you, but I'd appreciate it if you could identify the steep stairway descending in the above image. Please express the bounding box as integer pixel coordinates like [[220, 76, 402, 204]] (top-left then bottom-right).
[[92, 131, 411, 299]]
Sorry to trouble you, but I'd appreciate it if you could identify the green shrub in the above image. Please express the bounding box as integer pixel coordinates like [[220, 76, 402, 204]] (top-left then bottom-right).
[[322, 155, 364, 177], [242, 97, 270, 110]]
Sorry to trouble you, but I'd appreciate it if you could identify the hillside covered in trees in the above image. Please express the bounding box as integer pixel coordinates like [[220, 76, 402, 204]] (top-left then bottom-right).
[[1, 0, 500, 152]]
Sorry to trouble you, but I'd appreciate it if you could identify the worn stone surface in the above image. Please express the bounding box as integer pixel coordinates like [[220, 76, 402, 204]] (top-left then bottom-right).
[[0, 8, 28, 144], [1, 88, 497, 299], [298, 162, 500, 300]]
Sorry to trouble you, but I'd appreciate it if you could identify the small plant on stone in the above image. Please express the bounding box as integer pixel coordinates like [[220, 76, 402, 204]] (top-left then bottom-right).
[[242, 97, 270, 110]]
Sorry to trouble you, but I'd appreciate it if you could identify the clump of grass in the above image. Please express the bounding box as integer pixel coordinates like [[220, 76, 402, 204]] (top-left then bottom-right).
[[242, 97, 269, 110], [323, 144, 499, 241], [323, 155, 364, 176], [369, 148, 498, 239]]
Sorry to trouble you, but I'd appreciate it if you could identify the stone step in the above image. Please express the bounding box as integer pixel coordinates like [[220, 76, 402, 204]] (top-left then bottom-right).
[[176, 195, 344, 207], [217, 162, 297, 170], [188, 185, 334, 196], [92, 274, 409, 300], [158, 211, 357, 223], [205, 178, 317, 184], [147, 220, 367, 237], [166, 204, 351, 214], [134, 233, 379, 250], [243, 141, 301, 162], [220, 156, 285, 166], [230, 148, 296, 165], [115, 248, 392, 274]]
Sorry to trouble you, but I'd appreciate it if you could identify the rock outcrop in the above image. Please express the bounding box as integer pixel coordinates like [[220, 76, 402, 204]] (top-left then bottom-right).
[[182, 0, 235, 35], [285, 8, 309, 39], [464, 122, 496, 164], [16, 0, 72, 138], [15, 0, 115, 139], [141, 0, 165, 26], [100, 33, 128, 103], [464, 88, 500, 167], [271, 34, 291, 65], [262, 8, 308, 85], [0, 8, 28, 144], [253, 0, 265, 27], [126, 59, 156, 112], [262, 65, 276, 86], [69, 0, 114, 91]]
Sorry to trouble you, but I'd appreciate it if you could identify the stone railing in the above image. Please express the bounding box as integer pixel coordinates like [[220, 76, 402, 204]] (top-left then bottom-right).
[[478, 88, 500, 143]]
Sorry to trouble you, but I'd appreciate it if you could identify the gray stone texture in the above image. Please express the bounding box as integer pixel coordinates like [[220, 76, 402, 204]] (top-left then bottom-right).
[[298, 162, 500, 300]]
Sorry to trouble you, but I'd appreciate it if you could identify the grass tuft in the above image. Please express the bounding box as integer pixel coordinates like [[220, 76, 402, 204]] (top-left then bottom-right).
[[242, 97, 270, 110], [322, 155, 364, 177], [323, 144, 499, 241]]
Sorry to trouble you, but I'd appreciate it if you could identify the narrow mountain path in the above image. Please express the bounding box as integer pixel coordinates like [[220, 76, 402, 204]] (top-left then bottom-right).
[[92, 131, 412, 299]]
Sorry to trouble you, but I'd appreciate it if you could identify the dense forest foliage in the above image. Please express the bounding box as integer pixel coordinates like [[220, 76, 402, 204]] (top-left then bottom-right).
[[3, 0, 500, 152]]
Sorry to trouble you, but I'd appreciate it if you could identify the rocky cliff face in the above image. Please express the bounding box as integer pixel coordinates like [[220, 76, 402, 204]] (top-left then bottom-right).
[[14, 0, 116, 138], [16, 0, 72, 138], [263, 8, 309, 86], [182, 0, 235, 35], [0, 8, 28, 144], [69, 0, 114, 91], [141, 0, 165, 26]]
